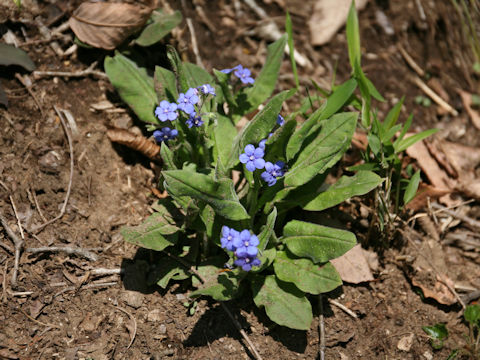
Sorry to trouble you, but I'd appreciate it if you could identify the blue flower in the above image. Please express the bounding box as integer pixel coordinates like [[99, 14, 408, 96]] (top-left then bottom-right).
[[199, 84, 216, 96], [261, 161, 286, 186], [220, 226, 239, 251], [155, 100, 178, 122], [177, 88, 199, 115], [234, 256, 261, 272], [220, 65, 241, 74], [185, 112, 204, 128], [153, 127, 178, 143], [233, 230, 259, 257], [259, 139, 267, 149], [234, 65, 255, 84], [239, 144, 265, 172], [277, 114, 285, 126]]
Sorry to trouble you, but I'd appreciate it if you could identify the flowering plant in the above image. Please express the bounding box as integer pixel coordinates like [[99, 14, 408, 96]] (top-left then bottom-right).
[[104, 9, 394, 330]]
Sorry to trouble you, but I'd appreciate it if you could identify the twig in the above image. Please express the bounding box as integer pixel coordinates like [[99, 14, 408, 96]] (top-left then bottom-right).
[[0, 211, 24, 287], [35, 18, 64, 57], [430, 202, 480, 230], [33, 62, 107, 80], [31, 187, 47, 222], [17, 307, 61, 329], [164, 251, 263, 360], [9, 196, 25, 241], [25, 246, 98, 261], [31, 106, 74, 234], [91, 268, 123, 276], [328, 299, 358, 319], [410, 75, 459, 116], [0, 241, 14, 253], [53, 281, 117, 298], [1, 260, 8, 303], [318, 295, 325, 360], [15, 74, 44, 117], [111, 305, 137, 349], [397, 44, 425, 77], [186, 18, 203, 67]]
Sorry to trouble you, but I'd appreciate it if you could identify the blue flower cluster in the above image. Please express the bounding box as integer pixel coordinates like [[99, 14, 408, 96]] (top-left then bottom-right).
[[221, 65, 255, 85], [153, 84, 216, 142], [221, 226, 261, 271], [239, 114, 287, 186]]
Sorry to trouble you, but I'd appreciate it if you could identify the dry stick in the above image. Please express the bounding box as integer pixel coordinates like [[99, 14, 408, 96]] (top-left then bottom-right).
[[0, 241, 14, 253], [402, 227, 466, 309], [31, 187, 47, 222], [410, 75, 459, 116], [328, 299, 358, 319], [318, 295, 325, 360], [9, 196, 25, 241], [25, 246, 98, 261], [14, 73, 44, 117], [397, 44, 425, 77], [430, 202, 480, 230], [0, 212, 24, 287], [164, 252, 263, 360], [17, 306, 61, 329], [32, 107, 74, 234], [91, 268, 123, 276], [33, 62, 107, 80], [186, 18, 203, 67], [53, 281, 117, 298], [111, 305, 137, 349]]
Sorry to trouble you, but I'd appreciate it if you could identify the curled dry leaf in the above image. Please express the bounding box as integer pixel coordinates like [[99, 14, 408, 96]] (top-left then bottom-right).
[[69, 2, 153, 50], [107, 128, 160, 160]]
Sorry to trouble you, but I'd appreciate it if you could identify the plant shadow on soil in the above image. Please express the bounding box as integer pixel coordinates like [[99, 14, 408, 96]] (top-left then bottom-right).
[[120, 247, 311, 354]]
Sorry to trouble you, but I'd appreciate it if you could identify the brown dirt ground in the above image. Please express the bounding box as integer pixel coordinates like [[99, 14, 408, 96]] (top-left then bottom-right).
[[1, 0, 480, 359]]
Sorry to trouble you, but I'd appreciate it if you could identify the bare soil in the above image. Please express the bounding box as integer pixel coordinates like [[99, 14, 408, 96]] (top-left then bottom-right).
[[1, 0, 480, 359]]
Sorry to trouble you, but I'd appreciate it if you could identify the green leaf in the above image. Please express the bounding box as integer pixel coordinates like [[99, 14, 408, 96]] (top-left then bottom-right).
[[346, 0, 361, 70], [394, 113, 414, 144], [364, 76, 385, 102], [384, 97, 404, 130], [214, 69, 237, 109], [283, 220, 356, 263], [285, 112, 358, 187], [228, 90, 293, 169], [367, 133, 381, 156], [121, 212, 179, 251], [286, 79, 357, 161], [0, 43, 35, 71], [160, 142, 177, 170], [274, 251, 341, 294], [265, 120, 297, 160], [105, 54, 158, 124], [163, 170, 249, 220], [422, 323, 448, 350], [149, 257, 189, 288], [243, 35, 288, 112], [464, 304, 480, 325], [154, 65, 178, 102], [191, 259, 244, 301], [214, 114, 237, 173], [252, 275, 313, 330], [394, 129, 439, 153], [258, 207, 277, 251], [285, 12, 299, 89], [199, 204, 216, 238], [135, 10, 182, 46], [403, 170, 421, 205], [166, 45, 189, 92], [183, 62, 214, 89], [303, 171, 384, 211]]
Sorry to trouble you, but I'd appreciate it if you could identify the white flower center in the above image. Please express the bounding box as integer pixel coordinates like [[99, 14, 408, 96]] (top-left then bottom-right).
[[249, 155, 255, 161]]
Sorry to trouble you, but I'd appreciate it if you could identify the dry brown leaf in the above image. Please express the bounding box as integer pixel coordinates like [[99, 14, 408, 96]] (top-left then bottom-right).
[[405, 139, 451, 190], [107, 128, 160, 159], [458, 89, 480, 130], [69, 2, 152, 50], [409, 238, 457, 305], [309, 0, 368, 46], [330, 244, 375, 284], [406, 184, 451, 211]]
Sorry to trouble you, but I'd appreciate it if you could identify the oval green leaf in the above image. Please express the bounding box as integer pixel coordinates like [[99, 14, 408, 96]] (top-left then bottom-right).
[[283, 220, 356, 263], [252, 275, 312, 330], [273, 251, 342, 294]]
